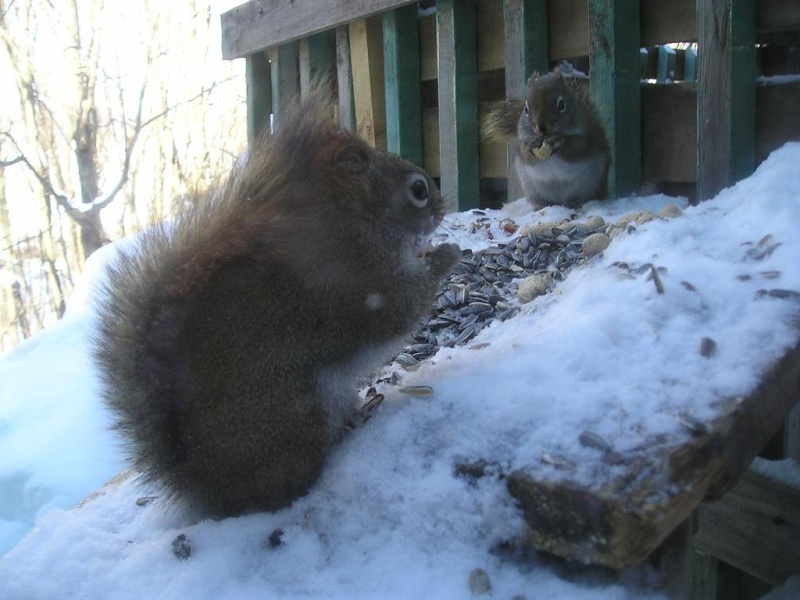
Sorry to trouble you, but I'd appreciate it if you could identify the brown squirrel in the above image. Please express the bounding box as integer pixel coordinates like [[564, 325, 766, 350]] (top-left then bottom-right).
[[483, 68, 610, 209], [93, 86, 460, 520]]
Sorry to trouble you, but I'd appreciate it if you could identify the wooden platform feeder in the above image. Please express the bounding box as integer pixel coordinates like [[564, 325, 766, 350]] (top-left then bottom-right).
[[220, 0, 800, 595]]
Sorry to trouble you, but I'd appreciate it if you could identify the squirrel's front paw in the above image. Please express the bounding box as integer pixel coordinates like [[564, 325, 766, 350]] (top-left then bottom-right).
[[425, 243, 461, 276]]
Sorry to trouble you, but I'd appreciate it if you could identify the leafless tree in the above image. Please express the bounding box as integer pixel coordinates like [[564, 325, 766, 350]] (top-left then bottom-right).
[[0, 0, 246, 352]]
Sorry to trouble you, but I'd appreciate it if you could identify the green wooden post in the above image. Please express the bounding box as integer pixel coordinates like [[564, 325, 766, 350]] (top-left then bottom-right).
[[503, 0, 548, 98], [299, 32, 330, 96], [245, 51, 271, 142], [588, 0, 642, 199], [335, 26, 357, 132], [437, 0, 480, 212], [697, 0, 756, 201], [383, 5, 423, 166], [657, 45, 676, 83], [503, 0, 548, 202], [269, 42, 299, 131], [684, 46, 697, 83]]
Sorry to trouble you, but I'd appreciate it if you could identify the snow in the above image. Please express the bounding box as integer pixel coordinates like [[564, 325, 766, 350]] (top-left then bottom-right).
[[2, 143, 800, 599]]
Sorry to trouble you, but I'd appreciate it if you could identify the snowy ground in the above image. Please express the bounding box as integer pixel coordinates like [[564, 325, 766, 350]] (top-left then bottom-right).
[[1, 143, 799, 599]]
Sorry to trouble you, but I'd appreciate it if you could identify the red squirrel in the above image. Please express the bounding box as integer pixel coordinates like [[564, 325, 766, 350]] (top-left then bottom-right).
[[483, 69, 610, 208], [93, 87, 460, 519]]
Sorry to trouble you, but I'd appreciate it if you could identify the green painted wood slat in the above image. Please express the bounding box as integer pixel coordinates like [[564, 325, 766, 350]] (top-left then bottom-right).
[[437, 0, 480, 212], [270, 42, 300, 130], [299, 32, 330, 95], [245, 51, 272, 142], [503, 0, 548, 202], [588, 0, 642, 199], [382, 5, 423, 166]]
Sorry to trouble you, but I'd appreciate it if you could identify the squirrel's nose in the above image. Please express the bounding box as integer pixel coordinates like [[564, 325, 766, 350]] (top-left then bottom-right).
[[534, 122, 546, 135]]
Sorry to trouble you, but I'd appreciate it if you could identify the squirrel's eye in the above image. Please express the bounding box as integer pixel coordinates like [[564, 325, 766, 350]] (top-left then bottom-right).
[[556, 96, 567, 113], [523, 101, 530, 115], [406, 173, 429, 208]]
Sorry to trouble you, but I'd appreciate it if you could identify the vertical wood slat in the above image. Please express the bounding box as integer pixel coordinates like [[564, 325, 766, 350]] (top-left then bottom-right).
[[335, 26, 357, 132], [697, 0, 757, 201], [349, 17, 387, 149], [299, 32, 330, 96], [503, 0, 548, 202], [437, 0, 480, 212], [588, 0, 642, 198], [245, 50, 271, 142], [684, 46, 697, 82], [269, 42, 299, 130], [383, 5, 423, 166], [689, 551, 744, 600], [657, 44, 677, 82]]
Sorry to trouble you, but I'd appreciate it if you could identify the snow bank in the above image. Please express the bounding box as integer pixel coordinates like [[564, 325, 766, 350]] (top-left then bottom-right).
[[1, 143, 799, 599]]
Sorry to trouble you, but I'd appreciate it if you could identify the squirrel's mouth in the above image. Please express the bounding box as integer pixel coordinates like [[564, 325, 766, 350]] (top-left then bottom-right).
[[527, 137, 561, 159]]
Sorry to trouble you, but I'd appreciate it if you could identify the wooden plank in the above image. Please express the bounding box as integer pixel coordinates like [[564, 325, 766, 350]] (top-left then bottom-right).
[[694, 463, 800, 585], [382, 5, 422, 166], [756, 79, 800, 164], [641, 83, 696, 184], [423, 105, 509, 180], [505, 340, 800, 569], [471, 80, 799, 189], [349, 17, 386, 149], [697, 0, 756, 202], [503, 0, 548, 202], [588, 0, 642, 198], [419, 13, 437, 82], [437, 0, 480, 212], [335, 26, 356, 132], [684, 46, 697, 82], [641, 0, 696, 46], [269, 42, 299, 130], [689, 552, 744, 600], [657, 45, 676, 82], [476, 0, 504, 73], [757, 0, 800, 34], [299, 32, 330, 96], [245, 50, 271, 141], [221, 0, 417, 60], [222, 0, 800, 64]]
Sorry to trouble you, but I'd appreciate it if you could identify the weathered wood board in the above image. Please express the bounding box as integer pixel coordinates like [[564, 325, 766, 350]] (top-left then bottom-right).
[[695, 460, 800, 585], [422, 81, 800, 187], [503, 341, 800, 569]]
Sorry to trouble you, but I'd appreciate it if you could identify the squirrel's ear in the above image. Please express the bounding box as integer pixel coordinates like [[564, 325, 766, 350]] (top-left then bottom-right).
[[527, 71, 541, 85], [553, 66, 563, 78], [333, 137, 371, 174]]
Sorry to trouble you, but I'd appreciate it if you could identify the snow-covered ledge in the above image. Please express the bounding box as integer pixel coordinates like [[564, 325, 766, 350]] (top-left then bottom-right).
[[1, 144, 799, 599]]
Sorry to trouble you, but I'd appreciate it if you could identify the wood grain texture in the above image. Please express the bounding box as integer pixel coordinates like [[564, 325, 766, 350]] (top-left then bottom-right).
[[505, 340, 800, 569], [437, 0, 480, 211], [383, 5, 422, 166], [245, 50, 271, 141], [697, 0, 756, 202], [503, 0, 548, 202], [349, 17, 386, 149], [588, 0, 641, 198], [335, 26, 356, 132], [269, 42, 299, 130], [222, 0, 800, 62], [221, 0, 417, 60], [299, 32, 331, 96], [694, 462, 800, 584]]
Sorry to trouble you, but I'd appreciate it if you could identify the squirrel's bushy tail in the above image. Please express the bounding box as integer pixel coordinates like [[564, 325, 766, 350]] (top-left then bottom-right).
[[481, 99, 525, 142]]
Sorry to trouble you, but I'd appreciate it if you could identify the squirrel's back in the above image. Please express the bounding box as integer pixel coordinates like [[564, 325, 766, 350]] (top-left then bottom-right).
[[94, 86, 459, 518]]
